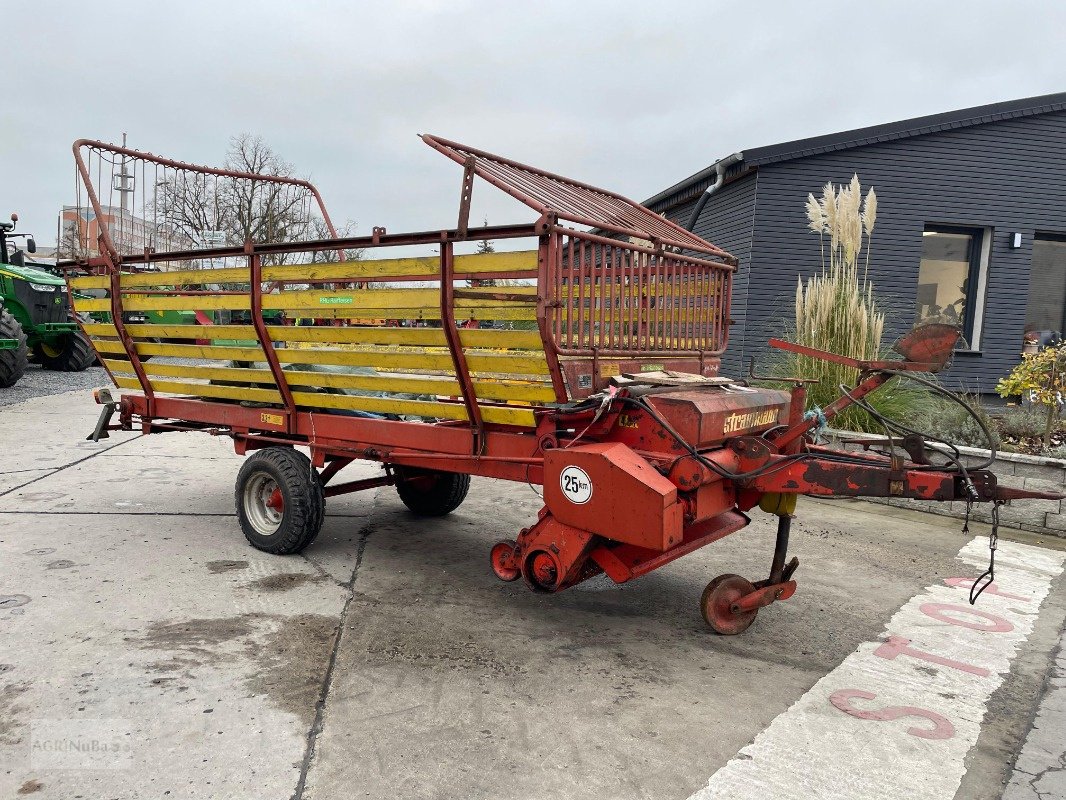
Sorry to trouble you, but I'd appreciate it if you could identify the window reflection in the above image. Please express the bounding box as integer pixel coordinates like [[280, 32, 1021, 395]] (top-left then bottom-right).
[[916, 229, 977, 330]]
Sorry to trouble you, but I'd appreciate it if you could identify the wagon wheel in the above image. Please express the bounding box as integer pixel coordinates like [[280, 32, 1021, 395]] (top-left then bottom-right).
[[235, 447, 324, 554], [394, 467, 470, 517], [700, 574, 758, 635], [489, 539, 521, 582]]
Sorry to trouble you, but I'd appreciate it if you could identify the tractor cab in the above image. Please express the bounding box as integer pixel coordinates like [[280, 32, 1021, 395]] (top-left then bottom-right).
[[0, 212, 38, 268]]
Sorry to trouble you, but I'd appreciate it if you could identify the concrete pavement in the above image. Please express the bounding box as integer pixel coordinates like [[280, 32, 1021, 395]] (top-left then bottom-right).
[[0, 388, 1064, 799]]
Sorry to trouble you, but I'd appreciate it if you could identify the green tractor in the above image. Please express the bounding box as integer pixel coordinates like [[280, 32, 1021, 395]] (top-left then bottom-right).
[[0, 213, 94, 387]]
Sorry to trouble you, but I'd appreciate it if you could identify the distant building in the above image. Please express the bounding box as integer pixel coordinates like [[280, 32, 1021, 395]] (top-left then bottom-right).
[[643, 92, 1066, 393], [59, 205, 193, 261]]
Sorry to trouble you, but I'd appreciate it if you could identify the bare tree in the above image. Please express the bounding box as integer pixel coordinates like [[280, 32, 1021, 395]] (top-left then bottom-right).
[[225, 134, 309, 250], [309, 217, 365, 264], [58, 216, 89, 261], [153, 134, 319, 266]]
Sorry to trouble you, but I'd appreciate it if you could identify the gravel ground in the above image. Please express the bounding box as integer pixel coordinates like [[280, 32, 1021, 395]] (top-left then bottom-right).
[[0, 363, 111, 407]]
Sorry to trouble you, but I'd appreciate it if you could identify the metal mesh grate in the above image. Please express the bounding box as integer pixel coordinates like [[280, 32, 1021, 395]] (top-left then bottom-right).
[[421, 134, 734, 261]]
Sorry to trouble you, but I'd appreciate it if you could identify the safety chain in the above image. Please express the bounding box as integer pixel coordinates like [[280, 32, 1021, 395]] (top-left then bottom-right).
[[969, 500, 1004, 605]]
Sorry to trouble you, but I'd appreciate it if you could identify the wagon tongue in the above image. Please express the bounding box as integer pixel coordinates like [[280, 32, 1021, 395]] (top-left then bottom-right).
[[993, 484, 1066, 502]]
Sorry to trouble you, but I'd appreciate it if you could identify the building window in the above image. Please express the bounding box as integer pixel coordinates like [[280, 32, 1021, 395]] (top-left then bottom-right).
[[915, 226, 985, 346], [1025, 233, 1066, 337]]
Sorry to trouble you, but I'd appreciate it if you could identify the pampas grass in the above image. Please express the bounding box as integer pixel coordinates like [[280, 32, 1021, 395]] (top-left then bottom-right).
[[780, 176, 931, 432]]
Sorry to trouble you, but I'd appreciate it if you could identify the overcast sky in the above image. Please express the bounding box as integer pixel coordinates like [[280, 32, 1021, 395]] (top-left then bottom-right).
[[4, 0, 1065, 247]]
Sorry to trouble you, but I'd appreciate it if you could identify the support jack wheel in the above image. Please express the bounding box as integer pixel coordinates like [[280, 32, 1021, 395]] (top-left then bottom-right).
[[490, 540, 521, 582], [700, 573, 758, 635]]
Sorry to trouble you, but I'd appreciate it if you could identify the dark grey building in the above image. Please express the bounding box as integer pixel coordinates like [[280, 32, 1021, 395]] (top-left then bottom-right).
[[644, 93, 1066, 393]]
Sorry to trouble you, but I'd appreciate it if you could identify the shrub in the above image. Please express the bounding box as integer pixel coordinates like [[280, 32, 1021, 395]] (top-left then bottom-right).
[[997, 407, 1052, 441], [996, 342, 1066, 450], [906, 393, 999, 451]]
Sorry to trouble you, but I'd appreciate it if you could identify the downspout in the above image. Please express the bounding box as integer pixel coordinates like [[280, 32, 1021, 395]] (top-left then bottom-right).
[[684, 152, 744, 232]]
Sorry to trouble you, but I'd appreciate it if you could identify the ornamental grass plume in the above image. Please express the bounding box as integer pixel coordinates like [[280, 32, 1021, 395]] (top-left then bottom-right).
[[789, 176, 897, 431]]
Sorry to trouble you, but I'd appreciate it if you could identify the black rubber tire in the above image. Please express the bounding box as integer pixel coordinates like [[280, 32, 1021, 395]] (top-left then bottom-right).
[[235, 447, 325, 554], [394, 467, 471, 516], [0, 308, 28, 388], [35, 331, 95, 372]]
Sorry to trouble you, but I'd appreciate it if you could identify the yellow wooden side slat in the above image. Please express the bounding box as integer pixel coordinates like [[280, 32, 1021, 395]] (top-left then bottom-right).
[[113, 375, 282, 404], [275, 346, 548, 375], [89, 339, 132, 355], [289, 391, 467, 421], [81, 323, 120, 338], [105, 356, 553, 403], [286, 370, 458, 396], [269, 325, 542, 348], [106, 357, 553, 407], [91, 340, 550, 374], [305, 306, 537, 321], [100, 250, 539, 289], [106, 323, 254, 340], [478, 404, 538, 426], [75, 295, 252, 313], [109, 376, 537, 426], [268, 346, 549, 375], [270, 326, 447, 346], [117, 266, 248, 287], [453, 250, 538, 275], [470, 379, 555, 403], [458, 329, 543, 349], [282, 369, 555, 403], [75, 288, 537, 316], [68, 275, 111, 290], [288, 390, 536, 426], [91, 322, 543, 349], [105, 360, 276, 385], [263, 286, 536, 312], [92, 340, 263, 360]]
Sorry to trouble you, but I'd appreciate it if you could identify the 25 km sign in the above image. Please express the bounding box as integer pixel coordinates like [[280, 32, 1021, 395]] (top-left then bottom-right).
[[560, 466, 593, 504]]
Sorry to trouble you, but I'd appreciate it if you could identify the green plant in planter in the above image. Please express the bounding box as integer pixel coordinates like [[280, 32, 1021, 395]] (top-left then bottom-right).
[[996, 342, 1066, 451]]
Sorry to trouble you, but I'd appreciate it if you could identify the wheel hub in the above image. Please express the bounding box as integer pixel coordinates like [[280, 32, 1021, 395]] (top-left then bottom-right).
[[243, 472, 284, 536], [701, 574, 759, 635], [266, 488, 284, 512], [523, 549, 560, 592], [489, 540, 521, 582]]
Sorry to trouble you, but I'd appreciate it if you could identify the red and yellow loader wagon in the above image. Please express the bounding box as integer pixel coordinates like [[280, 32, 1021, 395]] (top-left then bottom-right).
[[61, 136, 1062, 634]]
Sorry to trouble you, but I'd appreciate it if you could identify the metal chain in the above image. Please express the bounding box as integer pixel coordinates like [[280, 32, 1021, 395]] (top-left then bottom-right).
[[970, 500, 1003, 605]]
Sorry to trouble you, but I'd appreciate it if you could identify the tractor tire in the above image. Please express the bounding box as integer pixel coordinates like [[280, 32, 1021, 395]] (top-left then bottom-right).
[[235, 447, 325, 555], [394, 467, 471, 516], [0, 308, 28, 388], [34, 332, 95, 372]]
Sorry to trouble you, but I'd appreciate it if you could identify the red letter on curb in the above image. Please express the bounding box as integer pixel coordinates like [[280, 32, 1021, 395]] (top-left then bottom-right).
[[829, 689, 955, 740], [919, 603, 1014, 632], [943, 578, 1031, 602], [874, 635, 990, 677]]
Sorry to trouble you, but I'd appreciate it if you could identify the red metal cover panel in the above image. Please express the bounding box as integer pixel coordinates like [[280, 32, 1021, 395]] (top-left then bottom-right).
[[421, 134, 735, 261], [543, 442, 684, 551]]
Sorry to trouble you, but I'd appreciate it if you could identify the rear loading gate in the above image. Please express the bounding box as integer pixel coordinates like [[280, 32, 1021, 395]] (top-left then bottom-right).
[[66, 135, 1062, 634]]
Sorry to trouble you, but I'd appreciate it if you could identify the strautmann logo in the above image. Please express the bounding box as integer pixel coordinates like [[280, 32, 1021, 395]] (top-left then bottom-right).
[[723, 408, 778, 434]]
